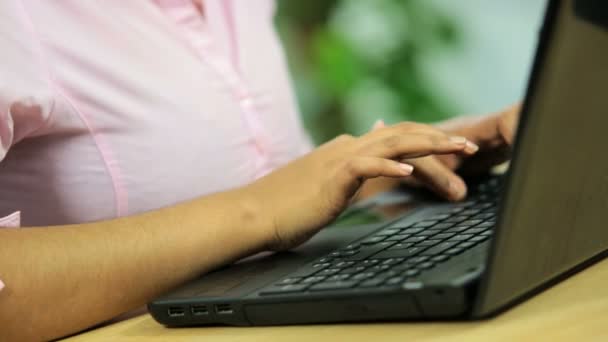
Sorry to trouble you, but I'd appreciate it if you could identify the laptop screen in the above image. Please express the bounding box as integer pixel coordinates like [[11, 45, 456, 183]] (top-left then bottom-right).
[[476, 0, 608, 315]]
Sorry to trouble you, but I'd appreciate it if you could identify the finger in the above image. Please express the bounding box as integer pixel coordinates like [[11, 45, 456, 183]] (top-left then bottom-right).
[[372, 121, 445, 138], [405, 156, 468, 201], [344, 157, 414, 180], [360, 132, 478, 160], [457, 144, 512, 176], [364, 122, 479, 156], [338, 157, 414, 198], [497, 103, 521, 145]]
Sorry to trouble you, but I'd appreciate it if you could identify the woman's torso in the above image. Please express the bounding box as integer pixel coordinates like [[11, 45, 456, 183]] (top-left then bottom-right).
[[0, 0, 311, 226]]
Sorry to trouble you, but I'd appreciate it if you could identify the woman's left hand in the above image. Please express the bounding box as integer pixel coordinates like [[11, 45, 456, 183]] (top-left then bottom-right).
[[374, 103, 520, 201]]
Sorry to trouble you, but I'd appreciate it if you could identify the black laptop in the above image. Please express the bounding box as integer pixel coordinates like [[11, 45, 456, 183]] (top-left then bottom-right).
[[149, 0, 608, 326]]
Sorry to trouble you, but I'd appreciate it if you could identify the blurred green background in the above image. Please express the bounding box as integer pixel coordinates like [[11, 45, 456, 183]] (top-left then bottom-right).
[[275, 0, 547, 144]]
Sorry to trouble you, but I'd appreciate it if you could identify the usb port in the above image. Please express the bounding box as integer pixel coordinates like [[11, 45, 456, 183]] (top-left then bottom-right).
[[167, 306, 185, 317], [191, 305, 208, 316], [214, 303, 233, 315]]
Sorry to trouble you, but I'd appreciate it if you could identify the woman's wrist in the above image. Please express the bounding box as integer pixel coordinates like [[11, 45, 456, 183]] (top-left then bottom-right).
[[234, 184, 278, 252]]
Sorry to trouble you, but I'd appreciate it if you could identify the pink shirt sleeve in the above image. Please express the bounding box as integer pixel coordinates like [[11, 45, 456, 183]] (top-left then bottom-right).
[[1, 1, 56, 291]]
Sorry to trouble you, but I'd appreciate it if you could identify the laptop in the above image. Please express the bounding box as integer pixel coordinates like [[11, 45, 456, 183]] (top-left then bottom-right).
[[149, 0, 608, 325]]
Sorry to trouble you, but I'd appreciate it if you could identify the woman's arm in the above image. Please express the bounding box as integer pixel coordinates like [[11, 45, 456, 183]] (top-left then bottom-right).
[[0, 188, 270, 341], [0, 122, 476, 341]]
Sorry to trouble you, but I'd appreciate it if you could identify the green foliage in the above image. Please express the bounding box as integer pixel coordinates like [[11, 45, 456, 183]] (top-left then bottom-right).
[[276, 0, 463, 144]]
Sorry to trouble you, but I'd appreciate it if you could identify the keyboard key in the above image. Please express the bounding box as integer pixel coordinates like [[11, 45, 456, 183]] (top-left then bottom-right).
[[478, 203, 494, 210], [400, 228, 425, 234], [461, 209, 482, 216], [431, 233, 455, 240], [415, 229, 442, 237], [374, 246, 425, 259], [464, 227, 487, 234], [276, 277, 301, 285], [392, 263, 413, 272], [447, 225, 474, 233], [385, 276, 405, 285], [360, 259, 381, 266], [460, 200, 478, 208], [418, 240, 441, 247], [310, 281, 358, 291], [375, 270, 400, 279], [317, 268, 341, 276], [343, 243, 361, 250], [360, 236, 387, 245], [344, 242, 394, 261], [327, 274, 351, 281], [470, 235, 489, 242], [369, 265, 391, 273], [430, 255, 449, 262], [429, 214, 451, 220], [351, 272, 376, 280], [381, 258, 402, 265], [292, 263, 330, 277], [387, 242, 414, 250], [301, 276, 326, 284], [448, 234, 474, 241], [443, 216, 467, 223], [432, 222, 455, 230], [341, 250, 359, 256], [418, 262, 435, 269], [335, 261, 355, 268], [413, 220, 438, 228], [478, 221, 495, 228], [408, 256, 430, 264], [376, 228, 400, 236], [459, 240, 477, 248], [402, 236, 426, 243], [462, 219, 484, 226], [358, 278, 385, 288], [340, 266, 367, 274], [402, 269, 420, 277], [260, 284, 309, 295], [386, 234, 410, 242], [420, 241, 459, 255], [445, 247, 465, 255], [480, 230, 493, 236], [447, 207, 465, 214]]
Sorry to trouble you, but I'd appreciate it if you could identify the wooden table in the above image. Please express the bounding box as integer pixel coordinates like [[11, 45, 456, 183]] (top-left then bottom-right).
[[64, 258, 608, 341]]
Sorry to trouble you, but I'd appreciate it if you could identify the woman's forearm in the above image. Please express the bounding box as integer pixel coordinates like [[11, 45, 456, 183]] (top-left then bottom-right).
[[0, 186, 270, 342]]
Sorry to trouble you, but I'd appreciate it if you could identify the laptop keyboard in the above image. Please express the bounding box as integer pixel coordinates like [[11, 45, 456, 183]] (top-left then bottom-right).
[[259, 177, 503, 296]]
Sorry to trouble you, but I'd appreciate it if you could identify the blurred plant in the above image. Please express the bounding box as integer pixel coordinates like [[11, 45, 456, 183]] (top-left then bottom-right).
[[276, 0, 463, 144]]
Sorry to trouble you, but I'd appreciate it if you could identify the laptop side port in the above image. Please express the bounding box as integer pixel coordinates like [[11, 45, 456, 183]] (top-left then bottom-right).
[[214, 303, 233, 315], [167, 306, 185, 317], [191, 305, 209, 316]]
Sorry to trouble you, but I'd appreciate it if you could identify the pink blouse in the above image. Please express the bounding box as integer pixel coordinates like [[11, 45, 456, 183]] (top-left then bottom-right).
[[0, 0, 313, 290]]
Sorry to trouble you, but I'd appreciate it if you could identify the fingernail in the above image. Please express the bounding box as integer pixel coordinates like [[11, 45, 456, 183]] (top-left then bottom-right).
[[450, 178, 467, 200], [449, 136, 467, 145], [399, 163, 414, 175], [372, 119, 385, 131], [465, 141, 479, 153]]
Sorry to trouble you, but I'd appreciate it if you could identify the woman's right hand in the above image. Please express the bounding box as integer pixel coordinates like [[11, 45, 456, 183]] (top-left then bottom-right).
[[246, 122, 479, 251]]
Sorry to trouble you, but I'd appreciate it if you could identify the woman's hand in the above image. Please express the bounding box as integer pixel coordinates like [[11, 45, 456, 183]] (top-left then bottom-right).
[[247, 122, 478, 251], [381, 104, 521, 201]]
